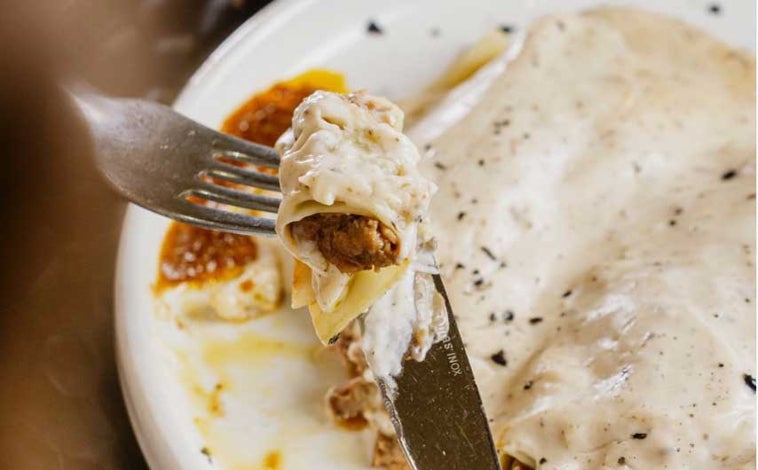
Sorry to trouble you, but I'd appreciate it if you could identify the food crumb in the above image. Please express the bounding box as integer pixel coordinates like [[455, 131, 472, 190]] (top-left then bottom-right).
[[367, 20, 384, 35], [490, 350, 507, 366], [481, 246, 497, 261], [743, 373, 756, 392], [721, 169, 737, 180]]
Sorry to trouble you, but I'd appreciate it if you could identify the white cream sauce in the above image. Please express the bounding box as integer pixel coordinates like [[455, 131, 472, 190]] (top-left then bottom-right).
[[418, 8, 755, 469]]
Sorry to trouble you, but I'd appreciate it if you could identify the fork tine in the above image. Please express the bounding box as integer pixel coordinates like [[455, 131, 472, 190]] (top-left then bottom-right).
[[204, 164, 281, 191], [185, 182, 280, 213], [172, 198, 277, 236], [212, 134, 280, 168]]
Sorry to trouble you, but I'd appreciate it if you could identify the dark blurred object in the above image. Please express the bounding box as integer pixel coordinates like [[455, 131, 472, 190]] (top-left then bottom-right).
[[0, 1, 269, 468], [71, 0, 269, 101]]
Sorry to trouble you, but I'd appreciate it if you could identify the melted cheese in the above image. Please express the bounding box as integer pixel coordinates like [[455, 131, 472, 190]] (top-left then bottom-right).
[[419, 8, 755, 469]]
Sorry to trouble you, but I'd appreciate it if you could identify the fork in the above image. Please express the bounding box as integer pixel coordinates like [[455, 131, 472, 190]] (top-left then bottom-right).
[[68, 85, 501, 470], [67, 84, 282, 235]]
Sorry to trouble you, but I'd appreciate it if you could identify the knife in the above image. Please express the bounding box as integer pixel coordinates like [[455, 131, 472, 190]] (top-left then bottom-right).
[[375, 273, 501, 470]]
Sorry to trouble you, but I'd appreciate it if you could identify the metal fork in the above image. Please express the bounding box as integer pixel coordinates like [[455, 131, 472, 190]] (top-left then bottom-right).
[[67, 85, 281, 235]]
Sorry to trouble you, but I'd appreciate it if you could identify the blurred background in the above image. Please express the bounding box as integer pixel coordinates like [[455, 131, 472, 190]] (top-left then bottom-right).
[[0, 1, 269, 468]]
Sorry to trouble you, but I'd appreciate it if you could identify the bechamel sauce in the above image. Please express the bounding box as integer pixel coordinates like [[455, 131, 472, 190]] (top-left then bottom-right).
[[418, 8, 755, 469]]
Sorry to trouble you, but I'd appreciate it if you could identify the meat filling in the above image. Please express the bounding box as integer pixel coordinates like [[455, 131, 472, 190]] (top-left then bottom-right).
[[290, 214, 400, 273]]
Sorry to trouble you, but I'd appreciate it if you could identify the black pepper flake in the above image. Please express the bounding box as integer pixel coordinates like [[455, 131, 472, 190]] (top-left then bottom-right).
[[669, 219, 677, 226], [718, 363, 724, 368], [707, 3, 722, 15], [631, 433, 648, 440], [523, 380, 533, 390], [201, 447, 212, 462], [539, 457, 547, 464], [455, 262, 465, 270], [504, 311, 514, 321], [430, 27, 441, 37], [489, 312, 497, 322], [721, 169, 737, 180], [478, 159, 485, 167], [434, 161, 447, 170], [473, 278, 485, 287], [423, 143, 432, 151], [618, 456, 626, 465], [490, 350, 507, 366], [473, 269, 480, 275], [529, 317, 543, 325], [743, 373, 756, 392], [457, 211, 466, 220], [367, 20, 384, 34], [481, 246, 497, 261], [499, 24, 515, 33], [562, 289, 573, 298]]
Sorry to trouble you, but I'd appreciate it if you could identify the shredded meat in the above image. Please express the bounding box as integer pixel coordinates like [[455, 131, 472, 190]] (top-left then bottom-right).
[[290, 214, 400, 273], [332, 321, 369, 377], [325, 377, 382, 431], [373, 434, 411, 470]]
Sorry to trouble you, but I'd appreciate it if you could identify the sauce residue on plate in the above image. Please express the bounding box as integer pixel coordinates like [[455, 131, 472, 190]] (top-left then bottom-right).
[[154, 69, 347, 292], [201, 330, 315, 368], [221, 69, 347, 147], [155, 223, 259, 292]]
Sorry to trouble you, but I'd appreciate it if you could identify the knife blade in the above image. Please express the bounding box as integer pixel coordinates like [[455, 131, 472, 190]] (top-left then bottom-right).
[[375, 273, 501, 470]]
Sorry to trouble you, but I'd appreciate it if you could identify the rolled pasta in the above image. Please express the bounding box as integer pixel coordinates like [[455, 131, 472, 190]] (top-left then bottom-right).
[[276, 90, 436, 343]]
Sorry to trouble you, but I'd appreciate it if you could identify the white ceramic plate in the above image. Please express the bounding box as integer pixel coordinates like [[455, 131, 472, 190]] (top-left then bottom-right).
[[115, 1, 755, 469]]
